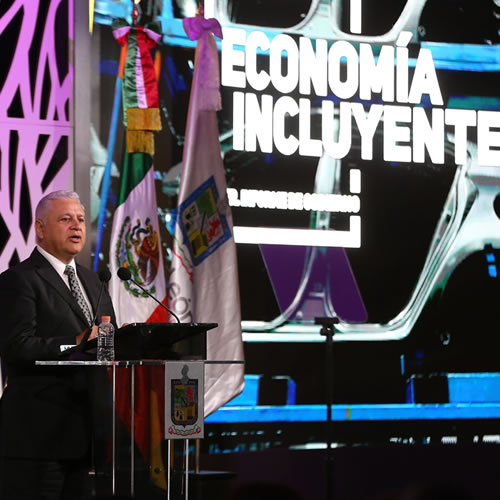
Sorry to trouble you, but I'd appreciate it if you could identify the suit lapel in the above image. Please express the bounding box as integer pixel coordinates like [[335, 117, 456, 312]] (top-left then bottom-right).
[[30, 249, 90, 326]]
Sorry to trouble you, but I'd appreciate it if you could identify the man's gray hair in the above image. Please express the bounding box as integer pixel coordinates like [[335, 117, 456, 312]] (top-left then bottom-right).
[[35, 190, 84, 223]]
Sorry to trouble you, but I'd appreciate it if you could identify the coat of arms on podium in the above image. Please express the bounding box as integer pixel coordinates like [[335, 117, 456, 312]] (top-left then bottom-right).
[[165, 362, 204, 439], [172, 366, 198, 425]]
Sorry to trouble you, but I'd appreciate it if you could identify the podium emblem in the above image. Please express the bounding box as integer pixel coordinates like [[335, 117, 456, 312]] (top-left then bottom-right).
[[171, 365, 198, 426], [166, 361, 204, 439]]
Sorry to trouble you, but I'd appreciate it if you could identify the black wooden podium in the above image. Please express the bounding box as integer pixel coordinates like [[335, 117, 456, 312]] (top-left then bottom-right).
[[62, 322, 218, 361]]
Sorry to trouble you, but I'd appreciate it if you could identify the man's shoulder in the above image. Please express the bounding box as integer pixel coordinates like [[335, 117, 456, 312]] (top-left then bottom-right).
[[0, 257, 40, 293], [0, 253, 37, 276]]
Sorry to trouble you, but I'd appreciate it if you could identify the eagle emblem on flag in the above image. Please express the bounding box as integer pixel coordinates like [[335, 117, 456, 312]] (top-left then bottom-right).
[[115, 215, 159, 296]]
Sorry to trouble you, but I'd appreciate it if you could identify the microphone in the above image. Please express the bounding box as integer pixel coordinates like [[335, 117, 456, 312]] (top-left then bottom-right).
[[99, 268, 112, 282], [77, 269, 112, 349], [117, 267, 181, 323]]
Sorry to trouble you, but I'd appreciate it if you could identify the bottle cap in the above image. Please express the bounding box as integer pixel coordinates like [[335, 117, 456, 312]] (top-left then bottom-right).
[[101, 315, 111, 322]]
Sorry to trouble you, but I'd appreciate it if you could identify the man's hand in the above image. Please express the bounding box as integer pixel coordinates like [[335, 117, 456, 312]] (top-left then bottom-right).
[[75, 325, 98, 345]]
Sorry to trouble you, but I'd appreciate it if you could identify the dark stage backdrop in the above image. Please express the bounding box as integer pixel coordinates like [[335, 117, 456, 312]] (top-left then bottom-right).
[[1, 0, 500, 440]]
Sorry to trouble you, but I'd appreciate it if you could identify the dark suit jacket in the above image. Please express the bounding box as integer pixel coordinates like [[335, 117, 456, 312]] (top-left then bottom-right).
[[0, 248, 115, 460]]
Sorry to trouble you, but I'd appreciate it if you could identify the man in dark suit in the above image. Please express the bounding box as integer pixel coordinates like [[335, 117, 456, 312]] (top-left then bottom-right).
[[0, 190, 116, 499]]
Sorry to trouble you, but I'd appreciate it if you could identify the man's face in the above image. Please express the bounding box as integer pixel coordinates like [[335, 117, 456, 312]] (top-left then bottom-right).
[[35, 199, 86, 264]]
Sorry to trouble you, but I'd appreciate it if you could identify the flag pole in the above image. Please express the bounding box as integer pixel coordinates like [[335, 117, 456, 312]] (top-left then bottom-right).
[[193, 2, 204, 473], [93, 45, 127, 272]]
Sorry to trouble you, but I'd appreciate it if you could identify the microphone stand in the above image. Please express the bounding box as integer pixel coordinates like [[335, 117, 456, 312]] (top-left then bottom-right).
[[315, 316, 339, 500], [118, 269, 181, 323]]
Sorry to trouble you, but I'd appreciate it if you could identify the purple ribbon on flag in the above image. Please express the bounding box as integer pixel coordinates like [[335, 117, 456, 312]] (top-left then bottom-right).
[[182, 15, 223, 111], [183, 16, 223, 41]]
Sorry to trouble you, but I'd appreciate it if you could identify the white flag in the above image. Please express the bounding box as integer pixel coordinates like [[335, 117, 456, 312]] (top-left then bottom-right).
[[169, 16, 245, 416]]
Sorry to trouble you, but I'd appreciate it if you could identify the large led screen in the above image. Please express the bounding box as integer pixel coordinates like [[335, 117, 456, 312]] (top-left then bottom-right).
[[93, 0, 500, 347]]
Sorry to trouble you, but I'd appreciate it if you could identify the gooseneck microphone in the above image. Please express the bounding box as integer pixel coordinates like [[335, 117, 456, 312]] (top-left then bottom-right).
[[93, 269, 112, 325], [117, 267, 181, 323], [78, 268, 112, 349]]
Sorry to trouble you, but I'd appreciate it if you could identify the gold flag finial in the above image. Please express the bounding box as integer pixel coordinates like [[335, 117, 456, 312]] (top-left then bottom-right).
[[89, 0, 95, 34]]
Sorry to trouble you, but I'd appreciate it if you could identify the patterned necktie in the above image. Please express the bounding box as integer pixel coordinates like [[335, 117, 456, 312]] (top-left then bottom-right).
[[64, 265, 92, 327]]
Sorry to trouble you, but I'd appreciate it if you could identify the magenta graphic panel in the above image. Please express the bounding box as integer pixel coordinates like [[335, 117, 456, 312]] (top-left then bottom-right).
[[0, 0, 73, 271]]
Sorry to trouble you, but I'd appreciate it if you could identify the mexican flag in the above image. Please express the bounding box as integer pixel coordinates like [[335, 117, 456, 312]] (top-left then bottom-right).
[[108, 151, 168, 489], [109, 152, 168, 326], [169, 16, 245, 417]]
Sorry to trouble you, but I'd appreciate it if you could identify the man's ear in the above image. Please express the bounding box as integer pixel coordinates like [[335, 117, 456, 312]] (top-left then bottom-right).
[[34, 219, 44, 241]]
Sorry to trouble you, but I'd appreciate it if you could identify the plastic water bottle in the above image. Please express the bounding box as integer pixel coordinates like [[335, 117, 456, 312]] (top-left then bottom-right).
[[97, 315, 115, 362]]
